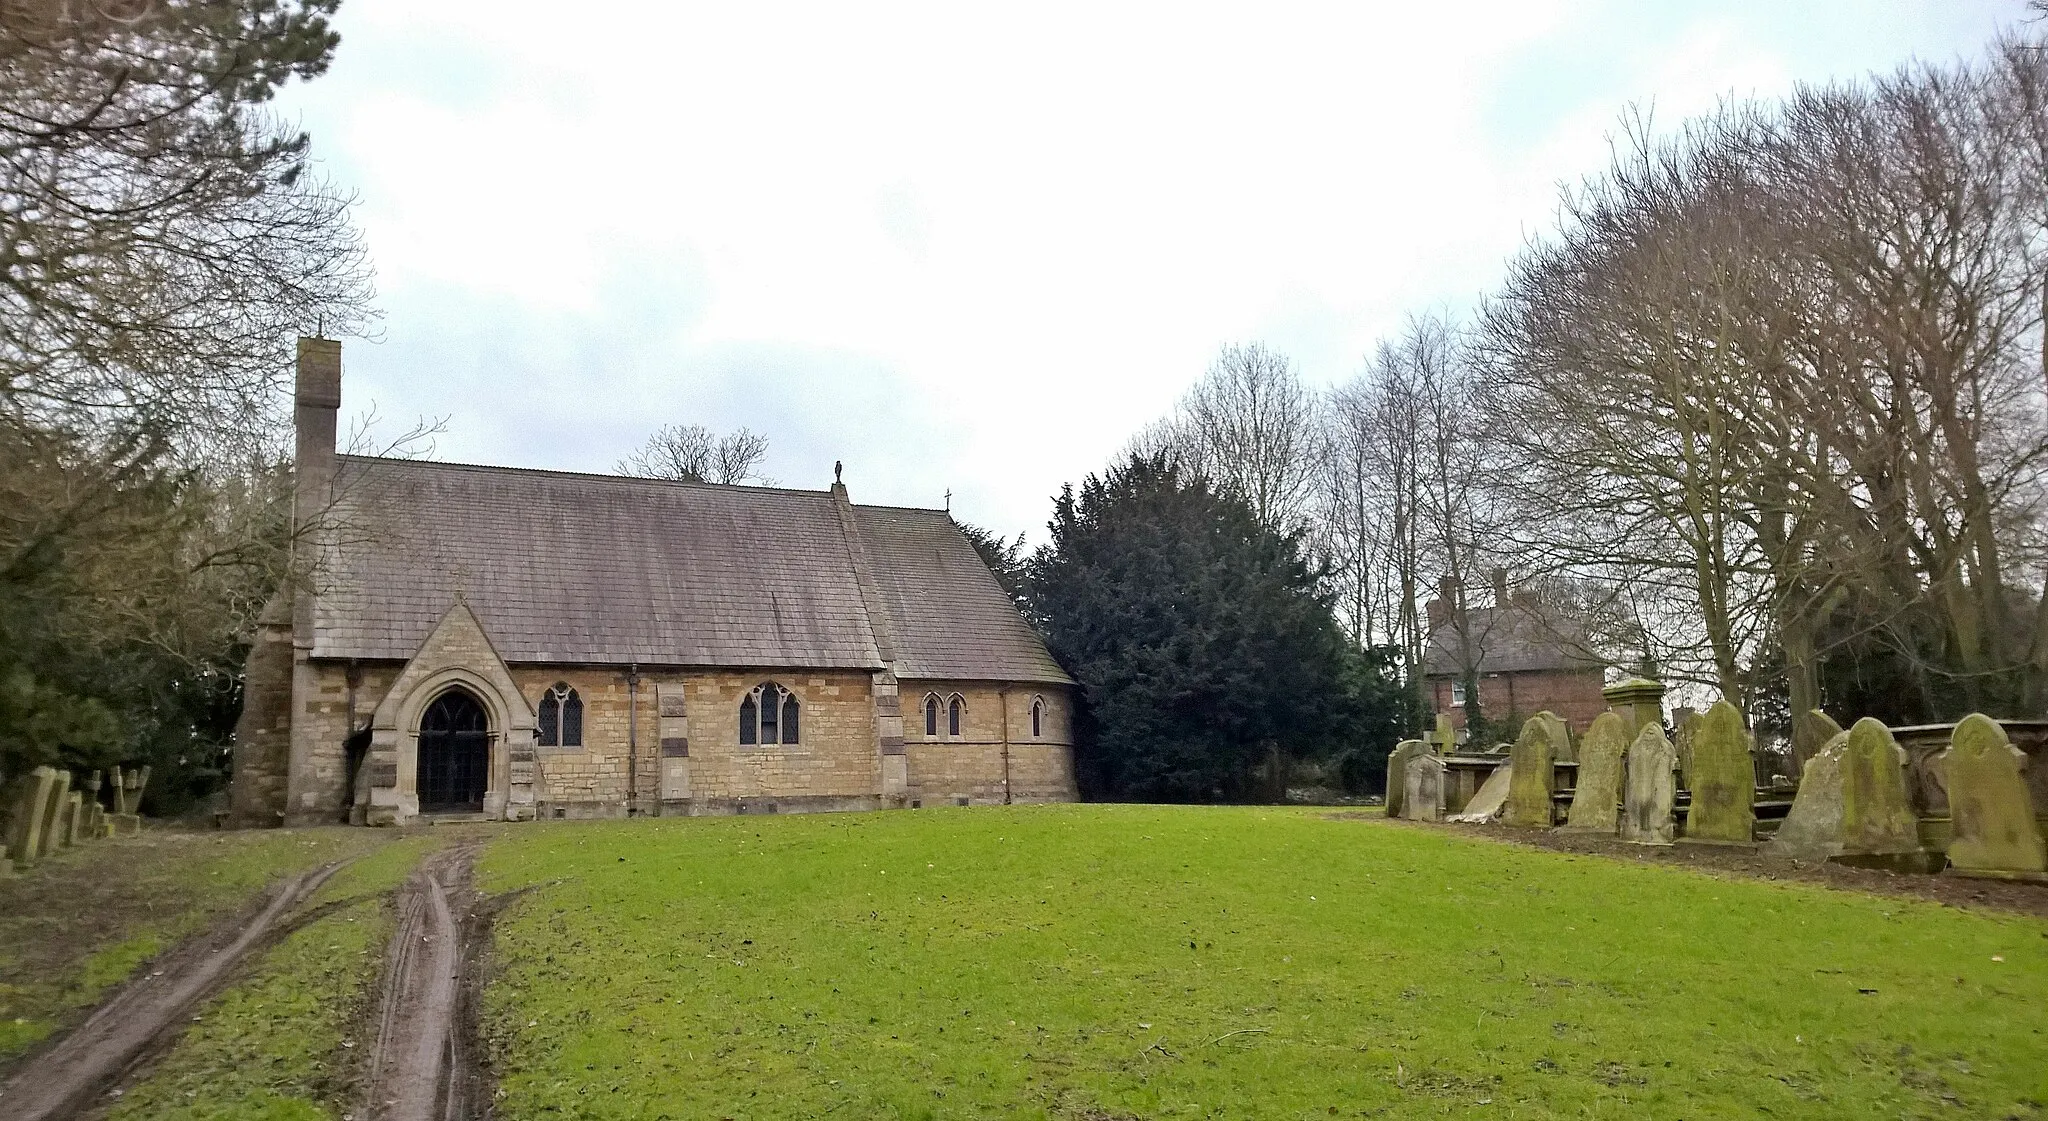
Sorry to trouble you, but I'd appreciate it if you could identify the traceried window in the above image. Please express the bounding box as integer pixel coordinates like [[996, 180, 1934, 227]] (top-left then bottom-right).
[[1030, 696, 1044, 739], [947, 695, 963, 737], [537, 683, 583, 747], [740, 682, 800, 746], [924, 694, 940, 738]]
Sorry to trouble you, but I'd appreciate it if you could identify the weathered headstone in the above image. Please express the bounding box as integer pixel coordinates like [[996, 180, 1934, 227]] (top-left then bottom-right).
[[4, 767, 61, 868], [1942, 714, 2047, 881], [1432, 714, 1457, 756], [36, 770, 73, 856], [1385, 740, 1427, 818], [1450, 761, 1513, 823], [112, 766, 150, 816], [1403, 753, 1447, 822], [1673, 709, 1702, 790], [1563, 712, 1629, 833], [1536, 711, 1575, 765], [1502, 715, 1557, 828], [56, 791, 82, 848], [1683, 700, 1754, 845], [1839, 719, 1921, 858], [1621, 723, 1677, 845], [80, 771, 105, 838], [1794, 709, 1844, 773], [1770, 728, 1849, 860]]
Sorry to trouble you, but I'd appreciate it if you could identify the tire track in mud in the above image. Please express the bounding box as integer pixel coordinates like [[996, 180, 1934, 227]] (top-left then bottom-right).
[[0, 862, 346, 1121], [364, 843, 488, 1121]]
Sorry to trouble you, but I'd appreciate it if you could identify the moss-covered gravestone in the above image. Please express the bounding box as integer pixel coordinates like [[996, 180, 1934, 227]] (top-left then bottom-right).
[[1537, 711, 1575, 765], [1770, 725, 1849, 860], [1772, 717, 1923, 864], [1942, 714, 2047, 881], [1433, 714, 1457, 755], [1621, 724, 1677, 845], [1403, 754, 1447, 822], [1839, 719, 1921, 858], [1683, 700, 1753, 845], [1503, 715, 1557, 828], [1673, 709, 1701, 790], [1385, 740, 1427, 818], [1794, 709, 1844, 772], [1564, 712, 1629, 833]]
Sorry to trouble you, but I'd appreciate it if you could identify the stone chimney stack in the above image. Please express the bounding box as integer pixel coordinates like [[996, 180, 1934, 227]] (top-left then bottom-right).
[[1425, 575, 1462, 631], [293, 337, 341, 534], [291, 338, 341, 636], [1491, 567, 1510, 607]]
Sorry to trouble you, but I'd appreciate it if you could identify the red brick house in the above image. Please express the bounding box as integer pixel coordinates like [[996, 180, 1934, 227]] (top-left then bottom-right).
[[1423, 573, 1608, 741]]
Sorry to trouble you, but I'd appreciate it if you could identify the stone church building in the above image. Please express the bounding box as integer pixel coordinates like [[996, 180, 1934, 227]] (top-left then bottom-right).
[[232, 339, 1077, 827]]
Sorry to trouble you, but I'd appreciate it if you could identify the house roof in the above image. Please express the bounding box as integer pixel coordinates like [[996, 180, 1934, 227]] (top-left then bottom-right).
[[1423, 600, 1606, 678], [310, 456, 1071, 684]]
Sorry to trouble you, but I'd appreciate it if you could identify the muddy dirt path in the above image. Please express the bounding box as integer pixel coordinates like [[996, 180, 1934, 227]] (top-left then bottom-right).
[[364, 844, 484, 1121], [0, 862, 345, 1121]]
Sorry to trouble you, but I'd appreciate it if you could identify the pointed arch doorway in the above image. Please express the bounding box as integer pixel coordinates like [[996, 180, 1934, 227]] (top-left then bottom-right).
[[417, 688, 490, 813]]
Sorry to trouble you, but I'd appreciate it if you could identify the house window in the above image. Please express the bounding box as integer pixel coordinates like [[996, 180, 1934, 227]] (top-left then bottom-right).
[[740, 682, 799, 746], [924, 694, 940, 738], [1030, 697, 1044, 739], [947, 695, 963, 737], [537, 683, 583, 747], [1450, 681, 1467, 707]]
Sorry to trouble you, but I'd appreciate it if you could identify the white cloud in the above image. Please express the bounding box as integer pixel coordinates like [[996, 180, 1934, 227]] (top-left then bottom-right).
[[282, 0, 2022, 535]]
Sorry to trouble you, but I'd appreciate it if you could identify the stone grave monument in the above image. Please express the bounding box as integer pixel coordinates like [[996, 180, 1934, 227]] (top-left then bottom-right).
[[1563, 712, 1629, 833], [1683, 700, 1754, 845], [1942, 715, 2046, 881], [1503, 714, 1558, 828], [1621, 724, 1677, 845]]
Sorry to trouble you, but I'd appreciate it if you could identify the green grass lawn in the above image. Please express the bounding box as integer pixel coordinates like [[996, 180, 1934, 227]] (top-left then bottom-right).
[[477, 805, 2048, 1120]]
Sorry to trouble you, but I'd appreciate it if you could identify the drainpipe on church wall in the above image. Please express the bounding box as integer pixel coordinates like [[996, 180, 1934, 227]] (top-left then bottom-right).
[[626, 664, 640, 815], [1000, 690, 1012, 805]]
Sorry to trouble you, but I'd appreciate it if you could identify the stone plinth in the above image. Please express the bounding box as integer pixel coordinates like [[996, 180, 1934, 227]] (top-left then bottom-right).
[[1603, 678, 1666, 740]]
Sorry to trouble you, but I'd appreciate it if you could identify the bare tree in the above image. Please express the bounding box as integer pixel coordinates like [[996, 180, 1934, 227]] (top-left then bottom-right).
[[1, 0, 374, 453], [617, 424, 772, 485], [1478, 51, 2048, 722], [1134, 342, 1320, 530]]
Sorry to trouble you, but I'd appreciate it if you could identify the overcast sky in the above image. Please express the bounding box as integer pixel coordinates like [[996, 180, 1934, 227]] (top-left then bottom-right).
[[278, 0, 2026, 539]]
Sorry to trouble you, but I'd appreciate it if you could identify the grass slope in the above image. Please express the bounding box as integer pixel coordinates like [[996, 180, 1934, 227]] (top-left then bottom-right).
[[477, 806, 2048, 1120], [0, 828, 393, 1064]]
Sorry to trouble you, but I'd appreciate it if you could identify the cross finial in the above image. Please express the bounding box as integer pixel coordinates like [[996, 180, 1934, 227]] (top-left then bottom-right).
[[944, 488, 952, 513], [834, 460, 842, 484]]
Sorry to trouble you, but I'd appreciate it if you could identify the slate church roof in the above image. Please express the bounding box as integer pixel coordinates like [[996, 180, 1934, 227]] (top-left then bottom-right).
[[311, 456, 1072, 684]]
